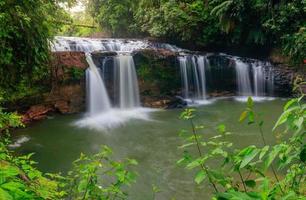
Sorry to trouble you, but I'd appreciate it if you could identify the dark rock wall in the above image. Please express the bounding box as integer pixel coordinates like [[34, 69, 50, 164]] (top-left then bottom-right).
[[19, 50, 302, 122], [48, 52, 88, 114]]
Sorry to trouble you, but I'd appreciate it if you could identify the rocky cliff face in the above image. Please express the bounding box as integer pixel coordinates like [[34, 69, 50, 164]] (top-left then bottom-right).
[[22, 52, 88, 124], [47, 52, 88, 113], [20, 49, 303, 123], [133, 49, 181, 107]]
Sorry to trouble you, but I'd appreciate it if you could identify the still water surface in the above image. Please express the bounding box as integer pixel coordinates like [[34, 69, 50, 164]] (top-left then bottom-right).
[[13, 98, 286, 200]]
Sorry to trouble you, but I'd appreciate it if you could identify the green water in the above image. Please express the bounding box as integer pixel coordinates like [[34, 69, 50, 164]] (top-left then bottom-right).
[[12, 98, 286, 200]]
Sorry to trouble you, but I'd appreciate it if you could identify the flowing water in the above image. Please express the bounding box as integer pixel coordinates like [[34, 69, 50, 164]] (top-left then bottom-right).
[[52, 36, 277, 103], [178, 55, 208, 100], [37, 37, 283, 198], [234, 59, 253, 96], [114, 55, 140, 108], [12, 98, 286, 200], [85, 53, 111, 115]]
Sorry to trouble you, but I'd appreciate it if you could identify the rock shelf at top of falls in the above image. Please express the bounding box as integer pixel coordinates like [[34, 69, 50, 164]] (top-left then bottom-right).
[[51, 36, 184, 53]]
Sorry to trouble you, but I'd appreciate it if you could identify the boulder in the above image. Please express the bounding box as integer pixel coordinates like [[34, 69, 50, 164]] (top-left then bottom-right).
[[166, 96, 188, 109], [52, 52, 88, 69], [22, 105, 54, 124], [46, 84, 85, 114], [135, 49, 178, 59], [54, 100, 70, 114], [91, 51, 117, 57]]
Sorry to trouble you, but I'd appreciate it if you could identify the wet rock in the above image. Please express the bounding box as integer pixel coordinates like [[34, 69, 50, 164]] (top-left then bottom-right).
[[91, 51, 117, 57], [22, 105, 54, 124], [135, 49, 178, 59], [166, 96, 188, 109], [209, 91, 235, 97], [52, 52, 88, 69], [46, 84, 85, 114], [51, 52, 87, 84], [54, 100, 70, 114], [48, 52, 87, 114]]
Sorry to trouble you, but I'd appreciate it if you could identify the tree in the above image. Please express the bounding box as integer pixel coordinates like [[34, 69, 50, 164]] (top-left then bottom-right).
[[0, 0, 73, 101]]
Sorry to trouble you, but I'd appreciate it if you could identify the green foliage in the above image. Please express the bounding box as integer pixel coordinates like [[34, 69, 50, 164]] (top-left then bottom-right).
[[0, 108, 23, 133], [0, 0, 73, 101], [87, 0, 139, 36], [177, 83, 305, 198], [87, 0, 305, 64], [282, 27, 306, 65], [0, 140, 137, 200], [65, 146, 137, 199], [136, 56, 180, 95], [64, 67, 85, 82], [0, 138, 65, 200], [0, 106, 137, 200], [58, 10, 101, 37], [210, 0, 306, 64], [0, 109, 63, 199]]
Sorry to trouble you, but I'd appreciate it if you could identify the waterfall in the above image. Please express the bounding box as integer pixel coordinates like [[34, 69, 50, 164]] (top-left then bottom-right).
[[115, 55, 140, 108], [252, 63, 275, 97], [197, 56, 207, 99], [52, 36, 278, 112], [179, 57, 189, 98], [235, 60, 252, 96], [85, 53, 111, 115], [253, 64, 265, 96], [178, 55, 207, 100]]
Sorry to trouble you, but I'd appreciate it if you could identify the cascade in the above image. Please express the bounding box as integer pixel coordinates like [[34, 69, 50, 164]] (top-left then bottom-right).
[[179, 56, 189, 98], [85, 53, 111, 115], [178, 55, 207, 100], [252, 63, 275, 97], [114, 55, 140, 108], [51, 36, 182, 53], [234, 59, 252, 96], [197, 56, 208, 99], [253, 64, 265, 96], [52, 36, 277, 110]]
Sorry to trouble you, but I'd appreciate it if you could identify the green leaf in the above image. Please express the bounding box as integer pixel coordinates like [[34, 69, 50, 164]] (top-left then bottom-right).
[[273, 106, 300, 131], [0, 166, 19, 178], [294, 117, 303, 130], [247, 97, 253, 108], [264, 145, 282, 170], [216, 189, 260, 200], [259, 146, 269, 160], [244, 180, 256, 188], [194, 170, 206, 184], [178, 142, 195, 149], [248, 111, 255, 124], [0, 188, 13, 200], [1, 182, 25, 191], [240, 148, 260, 169], [284, 99, 297, 110], [186, 158, 202, 169], [300, 146, 306, 163], [127, 159, 138, 165], [239, 111, 248, 122], [217, 124, 226, 133]]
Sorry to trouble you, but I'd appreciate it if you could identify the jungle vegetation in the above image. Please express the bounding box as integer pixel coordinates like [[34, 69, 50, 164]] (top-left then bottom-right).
[[0, 1, 305, 199], [85, 0, 306, 64], [0, 0, 305, 101]]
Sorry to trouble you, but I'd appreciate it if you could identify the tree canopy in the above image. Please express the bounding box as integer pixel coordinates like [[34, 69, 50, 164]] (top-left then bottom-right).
[[0, 0, 73, 100], [86, 0, 305, 63]]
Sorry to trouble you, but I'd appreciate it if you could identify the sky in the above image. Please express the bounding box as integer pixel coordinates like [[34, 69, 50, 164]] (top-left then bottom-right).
[[68, 1, 85, 13]]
